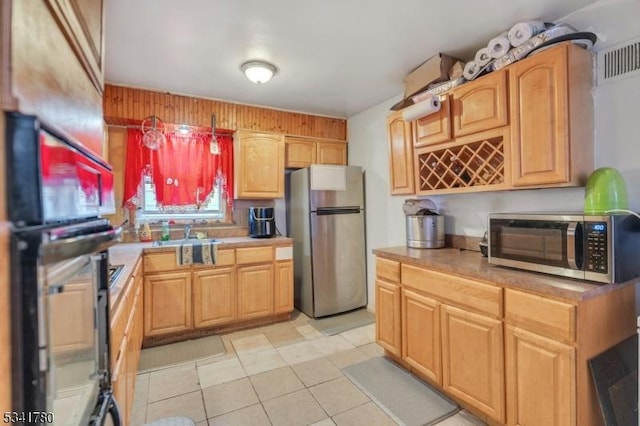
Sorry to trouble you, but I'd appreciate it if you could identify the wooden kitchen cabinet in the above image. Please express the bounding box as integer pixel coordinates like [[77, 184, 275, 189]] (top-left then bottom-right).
[[285, 137, 316, 168], [452, 69, 508, 137], [505, 325, 575, 426], [237, 264, 275, 320], [375, 279, 402, 357], [274, 260, 294, 314], [50, 282, 95, 353], [386, 111, 415, 194], [509, 43, 593, 187], [316, 141, 347, 165], [144, 271, 193, 337], [235, 131, 285, 198], [401, 288, 441, 384], [441, 304, 505, 423], [413, 97, 452, 147], [193, 268, 237, 328]]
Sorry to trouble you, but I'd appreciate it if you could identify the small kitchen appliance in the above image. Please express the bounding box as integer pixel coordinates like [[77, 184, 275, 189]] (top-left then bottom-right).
[[403, 199, 445, 248], [584, 167, 629, 214], [249, 207, 276, 238], [488, 212, 640, 284]]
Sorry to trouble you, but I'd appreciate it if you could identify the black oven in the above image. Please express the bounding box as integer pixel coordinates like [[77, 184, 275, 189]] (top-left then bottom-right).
[[488, 212, 640, 284], [6, 112, 122, 425]]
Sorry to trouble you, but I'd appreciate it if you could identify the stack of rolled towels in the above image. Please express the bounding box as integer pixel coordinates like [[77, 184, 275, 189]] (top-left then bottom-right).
[[463, 20, 547, 81]]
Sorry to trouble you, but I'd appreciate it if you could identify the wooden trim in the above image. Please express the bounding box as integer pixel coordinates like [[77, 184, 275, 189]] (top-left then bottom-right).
[[1, 0, 18, 109], [104, 85, 347, 140]]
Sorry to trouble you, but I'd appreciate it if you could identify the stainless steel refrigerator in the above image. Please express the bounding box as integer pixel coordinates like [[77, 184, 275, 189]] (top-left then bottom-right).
[[289, 165, 367, 318]]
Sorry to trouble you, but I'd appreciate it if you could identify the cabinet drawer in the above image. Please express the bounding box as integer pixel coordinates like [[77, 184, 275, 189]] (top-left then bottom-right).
[[505, 289, 575, 342], [236, 247, 274, 264], [192, 249, 235, 269], [144, 252, 190, 273], [376, 257, 400, 282], [401, 264, 502, 317], [110, 295, 127, 366]]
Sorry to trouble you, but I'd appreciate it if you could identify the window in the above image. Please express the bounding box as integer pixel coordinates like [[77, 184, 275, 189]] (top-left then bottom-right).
[[137, 174, 225, 222]]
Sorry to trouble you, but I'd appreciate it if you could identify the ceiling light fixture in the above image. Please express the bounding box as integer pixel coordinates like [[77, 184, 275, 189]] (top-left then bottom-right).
[[241, 60, 277, 84]]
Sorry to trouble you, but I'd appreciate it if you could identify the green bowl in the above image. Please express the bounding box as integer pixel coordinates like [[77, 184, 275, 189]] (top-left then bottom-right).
[[584, 167, 628, 214]]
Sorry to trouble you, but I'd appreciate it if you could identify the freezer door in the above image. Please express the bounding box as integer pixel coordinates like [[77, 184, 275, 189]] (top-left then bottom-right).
[[310, 208, 366, 317]]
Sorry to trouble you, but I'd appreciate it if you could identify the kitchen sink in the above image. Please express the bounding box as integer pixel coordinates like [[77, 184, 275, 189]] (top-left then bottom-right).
[[151, 238, 220, 247]]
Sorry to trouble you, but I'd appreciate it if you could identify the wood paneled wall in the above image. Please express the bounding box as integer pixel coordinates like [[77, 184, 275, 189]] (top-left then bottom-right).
[[104, 85, 347, 141]]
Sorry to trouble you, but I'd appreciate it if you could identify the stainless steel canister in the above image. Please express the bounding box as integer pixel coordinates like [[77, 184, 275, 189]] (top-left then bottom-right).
[[405, 215, 445, 248]]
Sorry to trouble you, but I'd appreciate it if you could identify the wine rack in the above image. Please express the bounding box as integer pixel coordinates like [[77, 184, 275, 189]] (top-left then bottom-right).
[[416, 135, 506, 192]]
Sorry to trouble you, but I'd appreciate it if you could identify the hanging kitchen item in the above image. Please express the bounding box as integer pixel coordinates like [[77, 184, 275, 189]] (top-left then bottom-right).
[[140, 115, 166, 150]]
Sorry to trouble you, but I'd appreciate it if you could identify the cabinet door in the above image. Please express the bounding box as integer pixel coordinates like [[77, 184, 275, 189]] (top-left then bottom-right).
[[193, 268, 237, 328], [237, 264, 274, 320], [386, 111, 415, 194], [441, 304, 505, 423], [235, 131, 285, 198], [317, 141, 347, 165], [111, 339, 127, 426], [274, 261, 294, 314], [506, 326, 575, 426], [402, 289, 441, 384], [510, 45, 569, 186], [50, 282, 95, 353], [452, 70, 508, 137], [285, 137, 316, 168], [413, 97, 452, 147], [144, 272, 192, 337], [375, 279, 401, 357], [124, 317, 136, 424]]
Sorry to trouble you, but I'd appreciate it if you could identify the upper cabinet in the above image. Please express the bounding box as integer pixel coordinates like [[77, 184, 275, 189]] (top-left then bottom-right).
[[6, 0, 106, 158], [235, 131, 285, 199], [452, 69, 508, 137], [285, 136, 347, 168], [509, 43, 593, 188], [387, 43, 593, 196], [386, 111, 415, 194]]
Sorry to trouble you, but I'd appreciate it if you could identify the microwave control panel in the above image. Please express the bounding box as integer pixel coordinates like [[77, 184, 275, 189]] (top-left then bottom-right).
[[584, 222, 608, 273]]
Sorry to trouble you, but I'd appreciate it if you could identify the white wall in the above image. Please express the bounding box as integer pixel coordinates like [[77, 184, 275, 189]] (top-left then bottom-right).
[[348, 0, 640, 310]]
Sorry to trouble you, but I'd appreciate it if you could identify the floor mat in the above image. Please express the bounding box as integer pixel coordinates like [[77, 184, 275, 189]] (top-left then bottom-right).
[[309, 308, 375, 336], [343, 357, 459, 426], [138, 335, 226, 373]]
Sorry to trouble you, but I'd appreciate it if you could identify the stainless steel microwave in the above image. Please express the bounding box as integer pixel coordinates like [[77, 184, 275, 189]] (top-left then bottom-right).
[[488, 213, 640, 284]]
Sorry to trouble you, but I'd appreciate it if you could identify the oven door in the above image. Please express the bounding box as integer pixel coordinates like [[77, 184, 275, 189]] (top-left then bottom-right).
[[42, 254, 101, 425], [488, 216, 585, 279]]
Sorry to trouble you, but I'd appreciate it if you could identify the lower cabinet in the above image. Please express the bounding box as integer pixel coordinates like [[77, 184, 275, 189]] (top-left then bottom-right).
[[144, 271, 193, 337], [505, 325, 575, 426], [274, 261, 294, 314], [193, 267, 237, 328], [401, 288, 441, 384], [441, 305, 505, 423], [238, 264, 275, 320], [375, 279, 401, 357]]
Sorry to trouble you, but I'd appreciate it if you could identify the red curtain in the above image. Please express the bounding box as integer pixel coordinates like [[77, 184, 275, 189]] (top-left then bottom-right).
[[123, 128, 234, 211]]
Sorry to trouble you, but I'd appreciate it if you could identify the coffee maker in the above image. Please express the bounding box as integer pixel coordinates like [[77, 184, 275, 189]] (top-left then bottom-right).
[[249, 207, 276, 238]]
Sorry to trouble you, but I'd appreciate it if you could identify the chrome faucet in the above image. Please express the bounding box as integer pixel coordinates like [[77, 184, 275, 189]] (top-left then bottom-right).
[[184, 223, 193, 240]]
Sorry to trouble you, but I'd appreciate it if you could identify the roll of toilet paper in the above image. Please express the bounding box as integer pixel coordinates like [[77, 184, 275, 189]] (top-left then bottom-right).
[[508, 21, 546, 47], [475, 48, 492, 66], [402, 96, 441, 122], [463, 61, 481, 80], [487, 33, 511, 59]]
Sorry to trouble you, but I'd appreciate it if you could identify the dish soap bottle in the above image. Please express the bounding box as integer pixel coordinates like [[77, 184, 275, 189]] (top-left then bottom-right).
[[139, 219, 153, 242], [161, 221, 170, 241]]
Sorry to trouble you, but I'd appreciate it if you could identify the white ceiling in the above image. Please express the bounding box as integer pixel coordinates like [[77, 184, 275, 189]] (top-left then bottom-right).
[[104, 0, 599, 118]]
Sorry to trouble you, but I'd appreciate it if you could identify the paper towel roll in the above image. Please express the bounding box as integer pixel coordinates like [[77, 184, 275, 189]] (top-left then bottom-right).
[[475, 48, 492, 66], [463, 61, 480, 80], [508, 21, 546, 47], [402, 96, 441, 122], [488, 33, 510, 59]]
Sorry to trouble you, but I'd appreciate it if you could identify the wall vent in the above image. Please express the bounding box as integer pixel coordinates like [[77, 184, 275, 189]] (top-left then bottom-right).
[[597, 36, 640, 86]]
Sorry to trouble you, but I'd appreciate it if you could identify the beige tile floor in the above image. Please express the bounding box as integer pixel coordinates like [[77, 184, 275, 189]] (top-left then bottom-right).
[[131, 310, 486, 426]]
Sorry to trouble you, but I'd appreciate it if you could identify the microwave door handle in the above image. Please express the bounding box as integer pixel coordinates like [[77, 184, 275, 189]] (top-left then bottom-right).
[[567, 222, 579, 270]]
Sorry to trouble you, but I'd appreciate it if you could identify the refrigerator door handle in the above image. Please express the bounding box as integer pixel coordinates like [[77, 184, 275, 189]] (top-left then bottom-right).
[[315, 207, 361, 215]]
